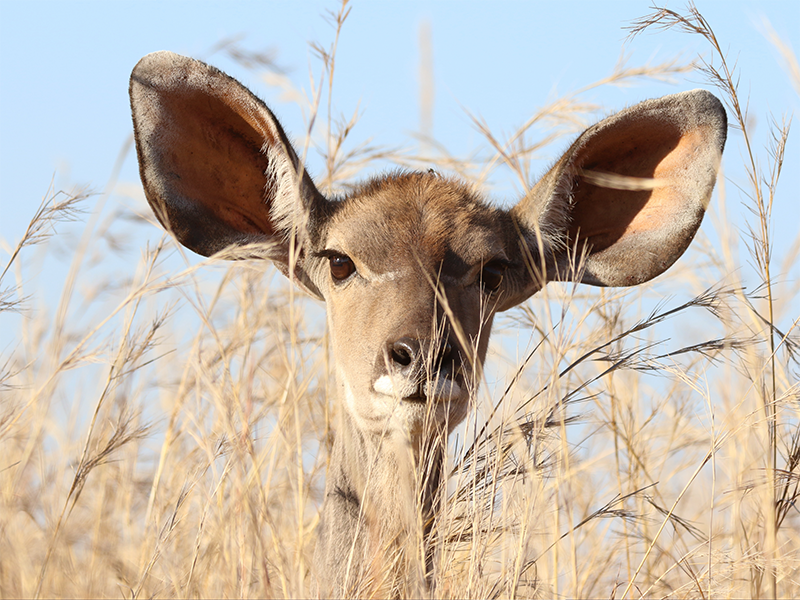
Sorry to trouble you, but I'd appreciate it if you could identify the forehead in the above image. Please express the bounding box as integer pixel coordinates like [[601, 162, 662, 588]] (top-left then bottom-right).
[[324, 172, 508, 273]]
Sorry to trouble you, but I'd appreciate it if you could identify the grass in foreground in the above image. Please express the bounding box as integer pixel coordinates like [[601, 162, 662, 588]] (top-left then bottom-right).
[[1, 2, 798, 598]]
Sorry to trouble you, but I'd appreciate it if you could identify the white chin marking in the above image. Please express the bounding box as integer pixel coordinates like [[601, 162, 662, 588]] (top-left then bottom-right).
[[373, 374, 462, 401], [373, 374, 409, 396]]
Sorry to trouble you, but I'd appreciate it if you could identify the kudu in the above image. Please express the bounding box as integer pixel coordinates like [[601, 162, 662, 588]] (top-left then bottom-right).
[[130, 51, 726, 596]]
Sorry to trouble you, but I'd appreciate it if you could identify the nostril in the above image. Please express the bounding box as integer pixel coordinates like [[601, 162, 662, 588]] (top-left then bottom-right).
[[391, 346, 411, 366], [441, 341, 454, 361], [390, 338, 417, 368], [436, 340, 459, 374]]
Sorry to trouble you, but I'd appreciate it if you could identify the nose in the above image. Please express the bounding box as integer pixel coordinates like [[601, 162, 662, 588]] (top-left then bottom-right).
[[389, 336, 457, 376]]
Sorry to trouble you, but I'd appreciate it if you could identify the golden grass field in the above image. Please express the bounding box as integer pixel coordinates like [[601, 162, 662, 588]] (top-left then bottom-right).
[[1, 2, 798, 598]]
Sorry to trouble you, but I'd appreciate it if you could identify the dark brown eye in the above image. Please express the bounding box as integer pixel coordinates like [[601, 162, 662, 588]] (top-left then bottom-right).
[[480, 261, 506, 293], [329, 254, 356, 281]]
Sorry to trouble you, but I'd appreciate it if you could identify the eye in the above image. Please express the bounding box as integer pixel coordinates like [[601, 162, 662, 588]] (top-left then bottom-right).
[[329, 254, 356, 281], [480, 261, 506, 293]]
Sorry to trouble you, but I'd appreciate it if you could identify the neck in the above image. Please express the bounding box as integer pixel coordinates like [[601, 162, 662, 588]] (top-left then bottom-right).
[[314, 409, 445, 596]]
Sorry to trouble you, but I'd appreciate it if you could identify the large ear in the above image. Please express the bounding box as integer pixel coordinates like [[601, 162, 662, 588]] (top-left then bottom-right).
[[508, 89, 726, 303], [129, 51, 327, 299]]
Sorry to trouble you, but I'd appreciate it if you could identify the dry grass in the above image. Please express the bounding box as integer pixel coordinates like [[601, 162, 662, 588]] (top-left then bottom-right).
[[1, 2, 798, 598]]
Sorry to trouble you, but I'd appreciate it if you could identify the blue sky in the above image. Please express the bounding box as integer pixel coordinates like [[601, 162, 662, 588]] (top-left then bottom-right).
[[1, 0, 798, 342]]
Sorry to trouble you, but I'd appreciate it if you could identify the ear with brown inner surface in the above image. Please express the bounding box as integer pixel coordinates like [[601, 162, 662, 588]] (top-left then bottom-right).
[[508, 89, 726, 303]]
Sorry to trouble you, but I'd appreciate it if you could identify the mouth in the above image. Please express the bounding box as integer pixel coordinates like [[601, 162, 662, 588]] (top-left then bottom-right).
[[402, 391, 427, 403], [373, 374, 463, 403]]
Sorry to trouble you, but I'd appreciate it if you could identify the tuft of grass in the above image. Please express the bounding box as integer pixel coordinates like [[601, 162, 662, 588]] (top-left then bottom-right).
[[1, 1, 797, 598]]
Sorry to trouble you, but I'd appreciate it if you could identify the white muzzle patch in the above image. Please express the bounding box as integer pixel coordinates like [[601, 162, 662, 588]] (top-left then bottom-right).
[[373, 373, 462, 401]]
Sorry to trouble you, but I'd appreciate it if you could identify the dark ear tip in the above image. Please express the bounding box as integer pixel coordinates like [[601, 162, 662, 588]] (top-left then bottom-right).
[[131, 52, 205, 94], [681, 88, 718, 102], [132, 51, 182, 77], [675, 89, 728, 143], [681, 88, 724, 111]]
